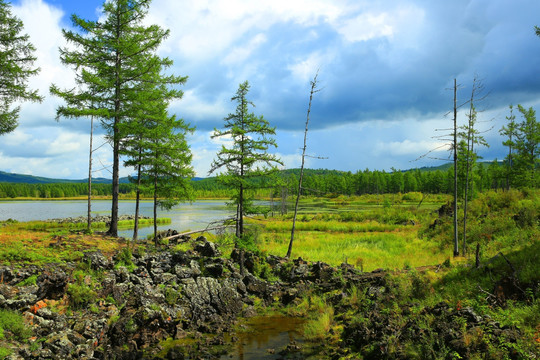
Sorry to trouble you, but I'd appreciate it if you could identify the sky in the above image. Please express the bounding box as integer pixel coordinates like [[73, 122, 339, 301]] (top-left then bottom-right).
[[2, 0, 540, 179]]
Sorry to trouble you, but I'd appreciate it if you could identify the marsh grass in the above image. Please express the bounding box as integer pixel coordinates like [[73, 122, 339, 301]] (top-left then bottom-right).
[[260, 228, 446, 271], [18, 217, 171, 232]]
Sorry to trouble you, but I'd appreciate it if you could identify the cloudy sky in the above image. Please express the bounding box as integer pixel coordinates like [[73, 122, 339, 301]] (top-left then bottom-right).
[[2, 0, 540, 179]]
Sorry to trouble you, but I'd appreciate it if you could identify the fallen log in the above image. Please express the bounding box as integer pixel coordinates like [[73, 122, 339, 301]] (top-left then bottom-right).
[[162, 225, 233, 242]]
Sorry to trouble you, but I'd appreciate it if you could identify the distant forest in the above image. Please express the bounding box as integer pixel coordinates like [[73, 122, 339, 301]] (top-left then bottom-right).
[[0, 162, 509, 199]]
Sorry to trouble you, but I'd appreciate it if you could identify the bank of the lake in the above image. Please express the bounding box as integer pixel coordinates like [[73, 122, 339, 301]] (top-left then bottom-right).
[[0, 199, 233, 239]]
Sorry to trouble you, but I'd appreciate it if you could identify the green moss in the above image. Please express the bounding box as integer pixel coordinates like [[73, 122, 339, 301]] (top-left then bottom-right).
[[15, 274, 38, 287]]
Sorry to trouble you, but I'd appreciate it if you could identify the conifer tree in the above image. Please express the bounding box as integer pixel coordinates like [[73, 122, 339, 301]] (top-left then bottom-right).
[[0, 0, 42, 135], [500, 105, 518, 189], [50, 0, 180, 236], [210, 81, 282, 241], [514, 105, 540, 187]]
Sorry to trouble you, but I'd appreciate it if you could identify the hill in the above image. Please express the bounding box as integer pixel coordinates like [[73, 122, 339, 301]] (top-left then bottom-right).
[[0, 171, 206, 184]]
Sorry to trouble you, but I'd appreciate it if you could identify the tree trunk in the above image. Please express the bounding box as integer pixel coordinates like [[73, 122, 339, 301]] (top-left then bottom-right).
[[287, 72, 319, 259], [133, 160, 142, 242], [453, 78, 459, 257], [153, 171, 158, 247], [108, 19, 121, 238], [109, 122, 120, 237], [87, 114, 94, 232]]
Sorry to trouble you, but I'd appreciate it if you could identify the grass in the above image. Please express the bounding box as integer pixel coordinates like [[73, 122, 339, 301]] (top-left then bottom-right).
[[0, 309, 32, 342], [17, 217, 171, 232], [254, 199, 449, 271], [0, 225, 125, 265]]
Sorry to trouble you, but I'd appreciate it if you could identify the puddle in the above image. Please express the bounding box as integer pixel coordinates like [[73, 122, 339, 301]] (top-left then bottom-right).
[[221, 315, 305, 360]]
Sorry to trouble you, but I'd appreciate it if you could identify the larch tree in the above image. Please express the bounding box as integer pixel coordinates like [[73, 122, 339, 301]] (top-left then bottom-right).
[[209, 81, 282, 242], [119, 61, 189, 242], [499, 105, 518, 190], [457, 78, 488, 256], [0, 0, 42, 135], [514, 105, 540, 188], [50, 0, 177, 236], [123, 89, 194, 244]]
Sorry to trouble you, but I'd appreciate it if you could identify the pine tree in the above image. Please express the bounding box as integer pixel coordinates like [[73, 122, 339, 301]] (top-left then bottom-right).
[[209, 81, 282, 241], [0, 0, 42, 135], [50, 0, 179, 236]]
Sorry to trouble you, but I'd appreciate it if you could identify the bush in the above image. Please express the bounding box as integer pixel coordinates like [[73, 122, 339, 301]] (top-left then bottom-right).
[[67, 282, 97, 308], [0, 309, 32, 341], [115, 247, 135, 272]]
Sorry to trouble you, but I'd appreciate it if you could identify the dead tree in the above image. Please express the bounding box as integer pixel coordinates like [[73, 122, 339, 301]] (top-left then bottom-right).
[[453, 78, 459, 257], [286, 71, 322, 259]]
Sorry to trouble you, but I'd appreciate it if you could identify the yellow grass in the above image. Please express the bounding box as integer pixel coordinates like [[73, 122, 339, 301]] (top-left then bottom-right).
[[258, 222, 448, 271]]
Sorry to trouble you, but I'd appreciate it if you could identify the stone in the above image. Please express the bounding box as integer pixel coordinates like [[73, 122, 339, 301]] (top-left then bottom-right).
[[83, 250, 111, 270]]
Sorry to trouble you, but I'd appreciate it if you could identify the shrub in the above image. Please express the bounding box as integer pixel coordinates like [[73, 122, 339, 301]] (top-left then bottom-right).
[[115, 247, 135, 272], [0, 309, 32, 341], [67, 283, 97, 308]]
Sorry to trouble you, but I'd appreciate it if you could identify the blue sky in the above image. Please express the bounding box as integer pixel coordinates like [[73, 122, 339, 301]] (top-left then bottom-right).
[[2, 0, 540, 179]]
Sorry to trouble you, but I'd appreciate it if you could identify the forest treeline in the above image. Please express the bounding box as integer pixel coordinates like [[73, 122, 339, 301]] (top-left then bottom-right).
[[0, 162, 512, 199]]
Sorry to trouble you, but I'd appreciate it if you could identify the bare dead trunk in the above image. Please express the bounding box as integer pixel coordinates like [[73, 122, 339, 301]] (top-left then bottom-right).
[[287, 72, 319, 259], [453, 78, 459, 257]]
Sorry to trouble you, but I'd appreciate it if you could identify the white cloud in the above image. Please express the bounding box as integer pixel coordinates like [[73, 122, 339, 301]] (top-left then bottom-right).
[[337, 12, 394, 42], [222, 33, 267, 66], [147, 0, 343, 60], [177, 90, 227, 122], [45, 132, 85, 156], [288, 52, 327, 83]]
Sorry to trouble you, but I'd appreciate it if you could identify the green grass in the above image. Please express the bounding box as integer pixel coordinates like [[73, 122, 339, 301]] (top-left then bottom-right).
[[0, 309, 32, 342], [18, 217, 171, 232]]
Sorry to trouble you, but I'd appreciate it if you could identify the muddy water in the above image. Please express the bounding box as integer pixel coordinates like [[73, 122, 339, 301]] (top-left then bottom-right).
[[222, 315, 305, 360]]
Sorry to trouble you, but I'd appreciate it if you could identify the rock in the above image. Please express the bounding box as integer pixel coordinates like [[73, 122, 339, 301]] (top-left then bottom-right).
[[194, 241, 220, 257], [37, 268, 68, 300], [83, 250, 111, 270]]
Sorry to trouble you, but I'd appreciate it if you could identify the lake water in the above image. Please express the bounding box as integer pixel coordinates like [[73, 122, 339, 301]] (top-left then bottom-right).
[[0, 199, 234, 239]]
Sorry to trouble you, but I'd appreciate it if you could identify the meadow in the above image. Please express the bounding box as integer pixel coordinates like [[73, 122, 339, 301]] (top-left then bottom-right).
[[249, 193, 452, 271]]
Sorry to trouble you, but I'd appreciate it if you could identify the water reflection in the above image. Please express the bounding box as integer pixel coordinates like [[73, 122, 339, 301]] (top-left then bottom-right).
[[223, 315, 304, 360], [0, 200, 233, 239]]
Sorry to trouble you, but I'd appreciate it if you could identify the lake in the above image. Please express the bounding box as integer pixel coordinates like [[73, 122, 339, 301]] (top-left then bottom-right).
[[0, 199, 234, 239]]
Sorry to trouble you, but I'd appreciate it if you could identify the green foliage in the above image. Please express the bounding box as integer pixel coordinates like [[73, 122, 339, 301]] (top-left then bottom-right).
[[303, 306, 335, 341], [0, 347, 11, 357], [164, 287, 180, 306], [0, 0, 43, 135], [67, 270, 97, 308], [15, 274, 38, 287], [115, 248, 136, 272], [50, 0, 181, 236], [501, 104, 540, 188], [0, 309, 32, 341], [209, 81, 283, 239]]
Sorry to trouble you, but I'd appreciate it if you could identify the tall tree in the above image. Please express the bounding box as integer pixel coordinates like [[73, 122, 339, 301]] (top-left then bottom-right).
[[499, 105, 518, 190], [123, 87, 194, 244], [514, 105, 540, 187], [209, 81, 282, 241], [50, 0, 177, 236], [119, 61, 188, 241], [458, 78, 489, 256], [0, 0, 42, 135]]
